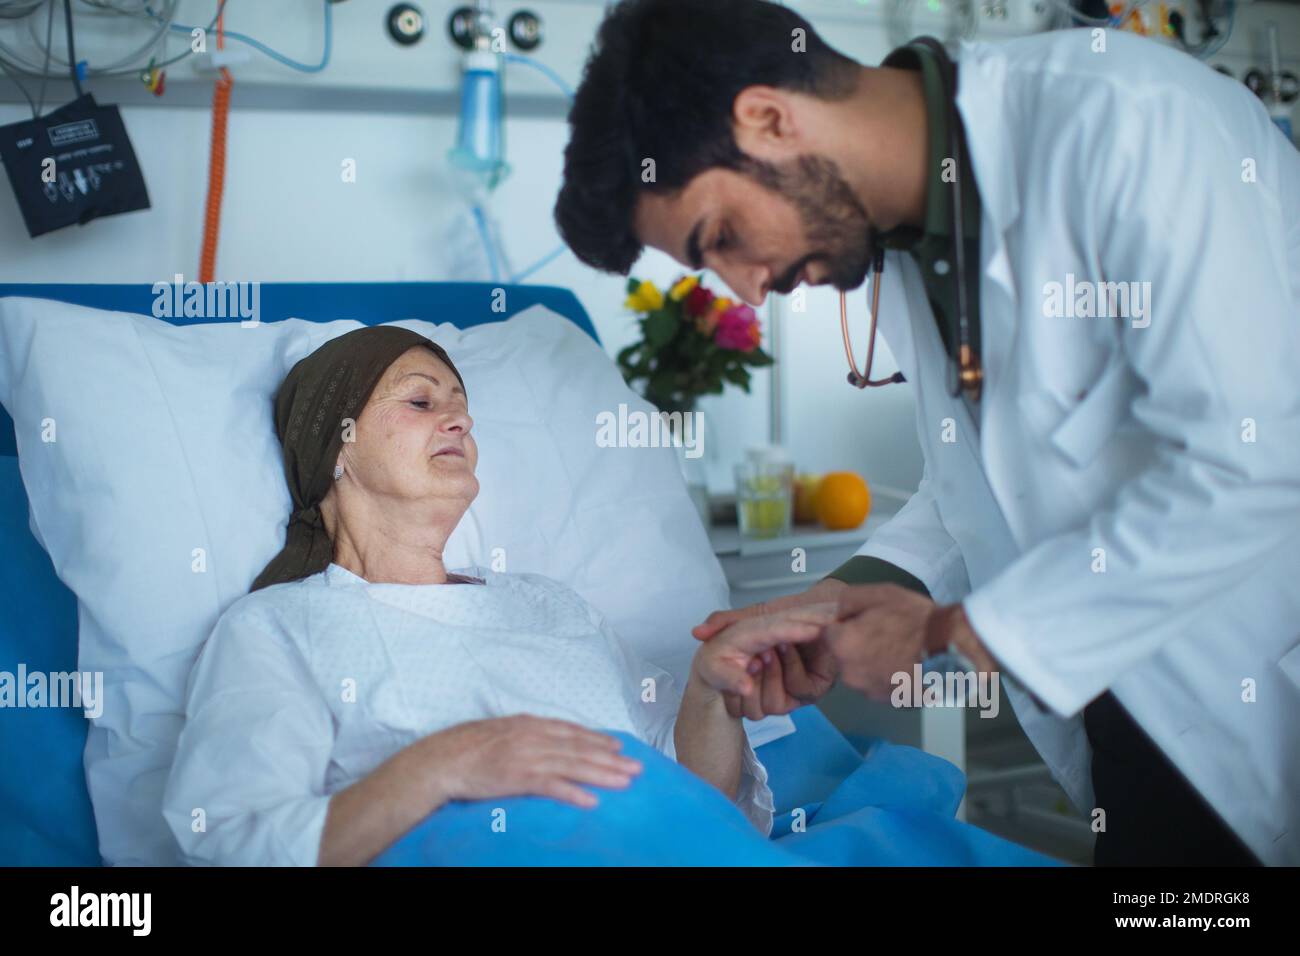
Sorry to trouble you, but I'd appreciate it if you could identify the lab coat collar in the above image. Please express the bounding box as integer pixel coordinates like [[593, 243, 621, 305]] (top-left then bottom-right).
[[954, 41, 1021, 238], [953, 41, 1027, 541]]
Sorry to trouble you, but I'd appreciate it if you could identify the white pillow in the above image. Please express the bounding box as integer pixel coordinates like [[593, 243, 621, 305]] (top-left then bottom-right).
[[0, 296, 792, 866]]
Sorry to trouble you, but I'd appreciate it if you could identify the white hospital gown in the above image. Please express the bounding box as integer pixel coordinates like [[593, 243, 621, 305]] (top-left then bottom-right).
[[162, 563, 774, 866]]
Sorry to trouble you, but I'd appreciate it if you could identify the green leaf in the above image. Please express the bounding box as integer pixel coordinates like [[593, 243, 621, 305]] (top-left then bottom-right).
[[723, 365, 750, 387], [648, 367, 677, 400], [681, 334, 708, 363], [644, 309, 678, 349]]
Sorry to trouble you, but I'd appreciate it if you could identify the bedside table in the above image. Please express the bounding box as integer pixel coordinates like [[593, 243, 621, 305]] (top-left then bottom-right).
[[706, 489, 967, 817], [708, 495, 903, 608]]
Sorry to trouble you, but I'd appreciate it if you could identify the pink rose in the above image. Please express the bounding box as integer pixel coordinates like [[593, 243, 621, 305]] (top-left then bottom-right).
[[713, 303, 762, 351]]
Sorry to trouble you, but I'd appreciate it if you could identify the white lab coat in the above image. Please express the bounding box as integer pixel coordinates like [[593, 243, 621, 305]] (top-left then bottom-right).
[[855, 29, 1300, 864]]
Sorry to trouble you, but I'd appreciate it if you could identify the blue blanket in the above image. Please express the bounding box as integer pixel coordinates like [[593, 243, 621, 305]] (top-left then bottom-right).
[[372, 731, 1058, 866]]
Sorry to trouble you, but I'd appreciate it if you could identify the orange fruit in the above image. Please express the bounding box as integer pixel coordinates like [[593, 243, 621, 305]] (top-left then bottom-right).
[[815, 472, 871, 530]]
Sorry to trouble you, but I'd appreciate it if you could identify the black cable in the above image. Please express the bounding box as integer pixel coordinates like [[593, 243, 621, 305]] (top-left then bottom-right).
[[1168, 10, 1186, 46], [0, 1, 48, 20], [62, 0, 82, 96], [35, 0, 55, 117], [1195, 0, 1221, 42], [0, 53, 38, 117], [0, 0, 225, 82]]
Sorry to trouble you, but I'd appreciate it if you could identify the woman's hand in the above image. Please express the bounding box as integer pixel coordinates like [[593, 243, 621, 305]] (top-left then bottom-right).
[[691, 577, 848, 641], [319, 715, 635, 866], [415, 715, 643, 809]]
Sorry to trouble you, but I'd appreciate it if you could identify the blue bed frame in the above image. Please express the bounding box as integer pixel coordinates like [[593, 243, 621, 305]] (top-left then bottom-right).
[[0, 282, 861, 866]]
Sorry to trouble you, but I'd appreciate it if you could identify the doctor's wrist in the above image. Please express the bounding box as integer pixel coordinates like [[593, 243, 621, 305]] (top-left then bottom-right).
[[922, 603, 956, 657], [926, 603, 997, 673]]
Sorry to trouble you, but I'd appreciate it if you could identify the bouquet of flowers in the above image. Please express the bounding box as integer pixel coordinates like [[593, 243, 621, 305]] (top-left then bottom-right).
[[617, 274, 774, 413]]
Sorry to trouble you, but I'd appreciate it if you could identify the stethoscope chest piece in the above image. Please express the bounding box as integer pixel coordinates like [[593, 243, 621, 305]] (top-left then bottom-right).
[[958, 344, 983, 403]]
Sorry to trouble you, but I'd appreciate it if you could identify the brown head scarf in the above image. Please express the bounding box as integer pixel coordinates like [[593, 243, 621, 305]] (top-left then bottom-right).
[[250, 325, 466, 592]]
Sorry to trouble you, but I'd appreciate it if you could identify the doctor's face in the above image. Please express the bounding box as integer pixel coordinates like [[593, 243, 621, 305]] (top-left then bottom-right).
[[634, 154, 876, 307]]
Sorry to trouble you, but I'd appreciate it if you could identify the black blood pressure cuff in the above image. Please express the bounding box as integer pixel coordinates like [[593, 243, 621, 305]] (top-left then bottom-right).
[[0, 93, 150, 238], [823, 554, 931, 597]]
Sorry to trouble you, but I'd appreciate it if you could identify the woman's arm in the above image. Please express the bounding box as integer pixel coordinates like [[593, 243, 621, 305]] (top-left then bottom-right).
[[672, 670, 746, 800], [317, 734, 453, 868], [676, 604, 841, 818]]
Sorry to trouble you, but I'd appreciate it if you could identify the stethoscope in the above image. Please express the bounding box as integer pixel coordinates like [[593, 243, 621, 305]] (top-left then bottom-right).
[[840, 37, 983, 404]]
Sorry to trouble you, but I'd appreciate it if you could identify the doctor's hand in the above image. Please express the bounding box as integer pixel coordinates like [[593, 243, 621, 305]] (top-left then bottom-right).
[[826, 584, 997, 700], [689, 603, 839, 715], [824, 584, 935, 699]]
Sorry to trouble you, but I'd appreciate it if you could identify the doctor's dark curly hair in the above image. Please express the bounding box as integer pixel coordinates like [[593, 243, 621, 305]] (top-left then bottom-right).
[[554, 0, 860, 276]]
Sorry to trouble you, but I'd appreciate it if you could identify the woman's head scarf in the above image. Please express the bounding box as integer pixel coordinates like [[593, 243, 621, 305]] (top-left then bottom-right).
[[251, 325, 466, 592]]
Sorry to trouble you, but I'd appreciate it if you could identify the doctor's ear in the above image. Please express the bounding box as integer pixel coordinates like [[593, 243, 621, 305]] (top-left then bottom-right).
[[731, 85, 806, 157]]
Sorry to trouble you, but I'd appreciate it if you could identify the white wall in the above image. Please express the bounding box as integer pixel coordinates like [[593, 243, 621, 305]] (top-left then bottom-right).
[[2, 0, 1297, 495]]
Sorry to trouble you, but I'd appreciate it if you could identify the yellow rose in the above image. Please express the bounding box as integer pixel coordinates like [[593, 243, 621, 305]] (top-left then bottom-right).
[[624, 280, 664, 313], [712, 296, 732, 312], [669, 275, 699, 301]]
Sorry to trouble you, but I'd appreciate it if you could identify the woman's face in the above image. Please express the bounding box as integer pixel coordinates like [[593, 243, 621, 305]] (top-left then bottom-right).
[[335, 346, 478, 511]]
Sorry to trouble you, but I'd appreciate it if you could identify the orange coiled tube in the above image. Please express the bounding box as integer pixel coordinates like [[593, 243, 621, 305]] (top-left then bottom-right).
[[198, 9, 231, 284], [198, 68, 232, 284]]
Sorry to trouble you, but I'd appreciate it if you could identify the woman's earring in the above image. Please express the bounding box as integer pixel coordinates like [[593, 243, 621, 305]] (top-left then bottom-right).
[[333, 464, 344, 481]]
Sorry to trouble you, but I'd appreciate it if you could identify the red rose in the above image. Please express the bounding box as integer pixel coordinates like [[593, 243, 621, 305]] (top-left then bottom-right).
[[684, 284, 715, 317]]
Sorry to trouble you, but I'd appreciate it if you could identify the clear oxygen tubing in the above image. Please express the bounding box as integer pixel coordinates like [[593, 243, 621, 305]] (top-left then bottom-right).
[[502, 51, 575, 284], [151, 0, 332, 73]]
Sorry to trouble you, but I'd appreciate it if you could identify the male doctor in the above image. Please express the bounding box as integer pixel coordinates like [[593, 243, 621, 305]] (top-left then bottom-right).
[[555, 0, 1300, 865]]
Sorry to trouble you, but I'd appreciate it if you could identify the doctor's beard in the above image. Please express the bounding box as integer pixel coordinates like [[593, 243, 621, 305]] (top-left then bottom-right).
[[737, 153, 877, 295]]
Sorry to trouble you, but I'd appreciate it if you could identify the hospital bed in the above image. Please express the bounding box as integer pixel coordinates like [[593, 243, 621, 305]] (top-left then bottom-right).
[[0, 282, 1051, 867]]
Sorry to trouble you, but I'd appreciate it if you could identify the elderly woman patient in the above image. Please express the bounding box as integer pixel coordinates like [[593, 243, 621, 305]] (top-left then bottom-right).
[[162, 326, 827, 866]]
